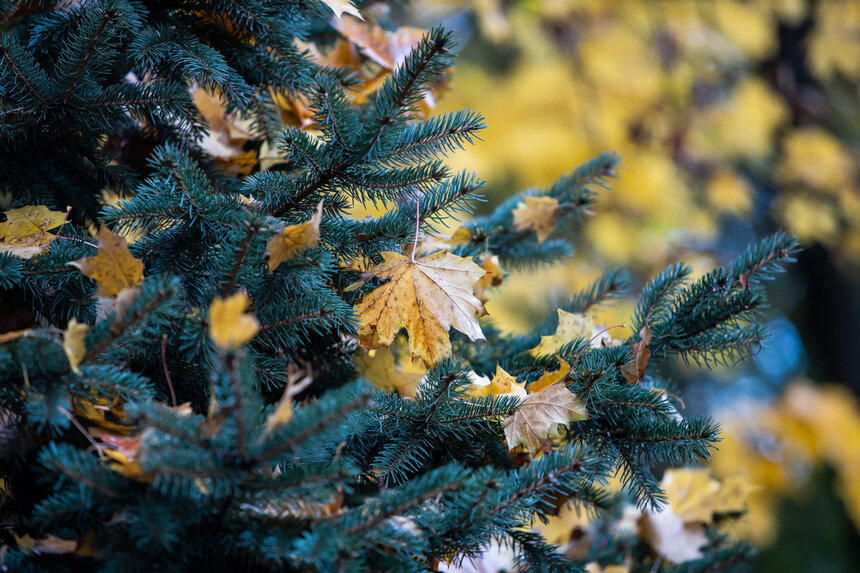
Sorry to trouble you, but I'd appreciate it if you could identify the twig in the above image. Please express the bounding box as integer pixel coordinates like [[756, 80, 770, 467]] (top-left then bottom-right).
[[161, 335, 177, 407]]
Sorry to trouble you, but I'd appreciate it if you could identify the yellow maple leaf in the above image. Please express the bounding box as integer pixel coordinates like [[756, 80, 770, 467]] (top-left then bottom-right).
[[208, 291, 260, 350], [0, 205, 68, 259], [466, 365, 527, 398], [68, 226, 144, 298], [265, 201, 323, 271], [356, 341, 427, 398], [354, 250, 486, 366], [512, 196, 559, 243], [503, 382, 587, 453], [62, 318, 89, 375], [72, 396, 131, 435], [661, 468, 720, 524], [528, 356, 571, 393], [529, 310, 594, 357], [320, 0, 362, 20]]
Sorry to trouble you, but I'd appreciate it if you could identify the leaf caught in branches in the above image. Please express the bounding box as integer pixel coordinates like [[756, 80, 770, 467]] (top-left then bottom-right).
[[503, 383, 587, 453], [265, 201, 323, 271], [68, 226, 144, 298], [355, 251, 486, 366], [512, 196, 559, 243], [0, 205, 69, 259]]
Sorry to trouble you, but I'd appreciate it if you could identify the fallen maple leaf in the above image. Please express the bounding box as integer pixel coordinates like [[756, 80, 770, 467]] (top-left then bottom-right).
[[356, 341, 427, 398], [528, 356, 571, 393], [623, 324, 652, 384], [503, 383, 587, 453], [265, 201, 323, 271], [63, 318, 89, 374], [320, 0, 362, 20], [355, 251, 486, 366], [68, 226, 144, 298], [466, 365, 527, 398], [529, 310, 594, 357], [512, 196, 559, 243], [0, 205, 68, 259]]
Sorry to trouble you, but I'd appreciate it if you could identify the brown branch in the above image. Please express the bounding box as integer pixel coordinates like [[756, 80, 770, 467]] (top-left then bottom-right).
[[60, 9, 116, 104]]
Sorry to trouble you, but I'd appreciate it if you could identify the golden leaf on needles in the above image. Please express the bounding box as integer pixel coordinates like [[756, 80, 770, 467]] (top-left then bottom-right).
[[68, 226, 144, 298], [473, 254, 504, 303], [512, 196, 559, 243], [529, 310, 594, 357], [265, 201, 323, 271], [0, 205, 69, 259], [622, 324, 652, 385], [208, 291, 260, 350], [528, 356, 571, 393], [63, 318, 89, 375], [354, 251, 486, 366], [503, 383, 587, 453], [356, 340, 426, 398], [466, 365, 526, 399]]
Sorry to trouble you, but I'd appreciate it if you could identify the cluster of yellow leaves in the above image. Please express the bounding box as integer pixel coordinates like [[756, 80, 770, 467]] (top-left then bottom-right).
[[533, 468, 753, 566], [356, 337, 427, 398], [0, 205, 68, 259], [417, 0, 860, 332], [711, 381, 860, 547], [461, 361, 587, 454]]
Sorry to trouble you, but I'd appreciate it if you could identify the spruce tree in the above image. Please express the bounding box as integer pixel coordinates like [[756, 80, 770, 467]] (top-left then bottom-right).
[[0, 1, 798, 571]]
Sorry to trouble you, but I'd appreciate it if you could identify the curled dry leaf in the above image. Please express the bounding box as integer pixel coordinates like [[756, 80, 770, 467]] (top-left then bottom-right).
[[265, 201, 323, 271], [512, 196, 559, 243], [503, 383, 588, 453], [466, 365, 526, 399], [0, 205, 69, 259], [623, 324, 652, 384], [354, 251, 486, 366], [68, 226, 144, 298], [208, 291, 260, 350], [473, 254, 504, 303], [320, 0, 362, 20], [529, 310, 593, 357], [528, 356, 571, 393]]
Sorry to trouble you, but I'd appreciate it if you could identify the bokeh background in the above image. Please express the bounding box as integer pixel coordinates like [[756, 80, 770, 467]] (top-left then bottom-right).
[[399, 1, 860, 570]]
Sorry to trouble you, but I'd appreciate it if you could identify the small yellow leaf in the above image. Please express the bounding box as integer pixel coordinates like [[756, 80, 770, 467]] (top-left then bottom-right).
[[528, 356, 571, 393], [0, 205, 68, 259], [63, 318, 89, 375], [661, 468, 720, 524], [355, 251, 486, 366], [320, 0, 362, 20], [512, 196, 559, 243], [263, 365, 314, 434], [208, 292, 260, 350], [356, 341, 426, 398], [265, 201, 323, 271], [503, 383, 587, 453], [529, 310, 594, 357], [68, 226, 144, 298], [72, 396, 131, 434], [467, 365, 527, 398]]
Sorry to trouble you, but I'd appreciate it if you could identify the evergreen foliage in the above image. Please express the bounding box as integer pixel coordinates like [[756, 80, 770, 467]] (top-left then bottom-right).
[[0, 1, 798, 570]]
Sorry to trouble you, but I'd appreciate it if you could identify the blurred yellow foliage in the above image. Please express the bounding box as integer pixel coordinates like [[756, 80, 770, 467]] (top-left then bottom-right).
[[711, 382, 860, 547], [415, 0, 860, 332]]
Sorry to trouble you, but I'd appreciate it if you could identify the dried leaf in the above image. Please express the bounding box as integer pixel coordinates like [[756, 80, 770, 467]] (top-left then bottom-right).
[[320, 0, 362, 20], [72, 396, 131, 434], [334, 18, 426, 70], [528, 356, 571, 393], [0, 205, 68, 259], [265, 201, 323, 271], [263, 364, 314, 433], [512, 196, 559, 243], [661, 468, 720, 524], [503, 383, 587, 453], [473, 254, 504, 303], [529, 310, 594, 357], [640, 507, 707, 565], [466, 365, 526, 398], [356, 340, 426, 398], [623, 324, 652, 384], [63, 318, 89, 375], [208, 292, 260, 350], [68, 226, 144, 298], [355, 251, 486, 366]]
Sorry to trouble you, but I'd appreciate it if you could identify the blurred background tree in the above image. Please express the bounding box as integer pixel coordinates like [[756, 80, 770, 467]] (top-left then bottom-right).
[[397, 0, 860, 570]]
